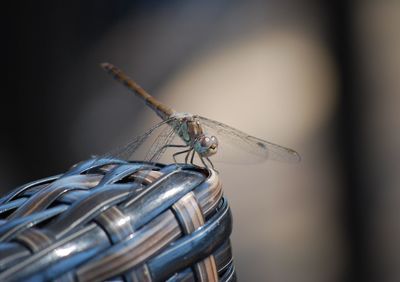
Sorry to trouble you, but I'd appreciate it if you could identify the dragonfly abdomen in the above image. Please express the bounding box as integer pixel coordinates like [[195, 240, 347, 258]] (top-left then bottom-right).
[[101, 63, 175, 120]]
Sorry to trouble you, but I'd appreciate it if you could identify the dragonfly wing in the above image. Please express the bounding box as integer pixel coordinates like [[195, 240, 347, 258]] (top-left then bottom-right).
[[196, 115, 300, 162], [101, 117, 177, 161], [145, 122, 179, 162]]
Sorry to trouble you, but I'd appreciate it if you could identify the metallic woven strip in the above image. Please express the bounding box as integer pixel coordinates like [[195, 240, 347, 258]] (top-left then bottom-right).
[[127, 170, 163, 186], [148, 198, 232, 281], [0, 174, 61, 205], [14, 228, 54, 252], [62, 158, 126, 177], [0, 224, 111, 281], [172, 192, 218, 281], [172, 192, 205, 232], [0, 197, 27, 216], [196, 256, 218, 282], [76, 210, 181, 281], [220, 263, 236, 282], [97, 163, 153, 185], [46, 184, 139, 239], [0, 204, 67, 242], [0, 244, 31, 272], [165, 268, 195, 282], [121, 170, 205, 231], [166, 239, 234, 282], [8, 174, 101, 219], [214, 240, 233, 275], [193, 168, 223, 217], [94, 206, 134, 243], [124, 264, 152, 282]]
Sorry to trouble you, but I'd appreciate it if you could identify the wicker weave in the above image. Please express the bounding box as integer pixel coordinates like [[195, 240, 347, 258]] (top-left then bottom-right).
[[0, 158, 235, 282]]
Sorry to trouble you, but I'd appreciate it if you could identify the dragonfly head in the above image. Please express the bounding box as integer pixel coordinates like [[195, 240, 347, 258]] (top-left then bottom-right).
[[195, 134, 218, 157]]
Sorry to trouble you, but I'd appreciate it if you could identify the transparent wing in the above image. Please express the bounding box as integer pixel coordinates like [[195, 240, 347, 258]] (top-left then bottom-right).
[[145, 122, 179, 162], [196, 115, 301, 162], [101, 117, 177, 161]]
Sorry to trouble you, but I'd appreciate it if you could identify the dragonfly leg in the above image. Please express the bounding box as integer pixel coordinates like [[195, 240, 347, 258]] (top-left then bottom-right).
[[199, 156, 209, 169], [173, 148, 192, 163], [205, 157, 214, 169], [206, 157, 218, 172], [150, 144, 187, 162], [184, 149, 194, 164], [190, 150, 196, 164]]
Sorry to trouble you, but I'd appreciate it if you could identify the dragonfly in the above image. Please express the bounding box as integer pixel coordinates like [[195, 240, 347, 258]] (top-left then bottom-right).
[[100, 63, 300, 169]]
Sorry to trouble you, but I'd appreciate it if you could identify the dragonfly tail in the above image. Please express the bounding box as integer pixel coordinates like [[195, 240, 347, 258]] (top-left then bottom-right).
[[101, 62, 175, 120]]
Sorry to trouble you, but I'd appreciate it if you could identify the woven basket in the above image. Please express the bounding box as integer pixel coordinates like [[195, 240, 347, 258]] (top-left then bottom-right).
[[0, 158, 235, 282]]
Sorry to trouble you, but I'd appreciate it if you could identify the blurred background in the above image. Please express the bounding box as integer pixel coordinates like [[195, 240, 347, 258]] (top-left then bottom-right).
[[3, 1, 400, 281]]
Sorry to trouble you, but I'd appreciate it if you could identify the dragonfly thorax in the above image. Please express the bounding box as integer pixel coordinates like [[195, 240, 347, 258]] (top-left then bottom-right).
[[172, 114, 218, 156], [173, 114, 203, 142]]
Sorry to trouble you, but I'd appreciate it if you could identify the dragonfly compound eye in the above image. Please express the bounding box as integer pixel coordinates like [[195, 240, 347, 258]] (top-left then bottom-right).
[[197, 134, 218, 157]]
